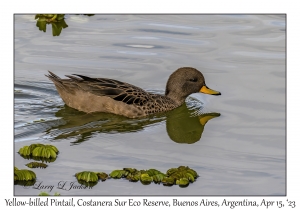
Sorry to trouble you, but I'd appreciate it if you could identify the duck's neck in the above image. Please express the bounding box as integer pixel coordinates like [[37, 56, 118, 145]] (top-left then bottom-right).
[[165, 92, 186, 107]]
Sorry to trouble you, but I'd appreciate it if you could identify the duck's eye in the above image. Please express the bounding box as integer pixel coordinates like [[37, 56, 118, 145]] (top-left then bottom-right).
[[189, 78, 198, 82]]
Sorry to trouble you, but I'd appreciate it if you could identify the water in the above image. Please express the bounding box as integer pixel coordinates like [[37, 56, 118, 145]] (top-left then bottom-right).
[[14, 14, 285, 195]]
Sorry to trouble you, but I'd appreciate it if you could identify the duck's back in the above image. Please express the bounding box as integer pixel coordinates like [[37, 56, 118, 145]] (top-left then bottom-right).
[[46, 71, 177, 118]]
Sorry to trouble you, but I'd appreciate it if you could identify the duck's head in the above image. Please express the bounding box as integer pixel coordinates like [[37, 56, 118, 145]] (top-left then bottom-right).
[[165, 67, 221, 104]]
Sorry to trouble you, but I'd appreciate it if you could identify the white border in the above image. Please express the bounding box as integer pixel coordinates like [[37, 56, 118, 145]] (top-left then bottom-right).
[[3, 0, 298, 209]]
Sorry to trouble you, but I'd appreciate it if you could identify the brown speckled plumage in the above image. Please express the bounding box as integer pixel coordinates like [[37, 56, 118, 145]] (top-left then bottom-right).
[[46, 67, 221, 118]]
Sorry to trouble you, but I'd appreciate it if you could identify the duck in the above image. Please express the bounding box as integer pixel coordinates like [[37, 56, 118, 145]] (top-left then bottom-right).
[[46, 67, 221, 118]]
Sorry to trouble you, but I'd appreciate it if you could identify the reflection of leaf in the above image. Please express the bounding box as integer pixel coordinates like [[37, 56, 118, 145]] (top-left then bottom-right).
[[77, 180, 98, 188], [14, 180, 36, 186]]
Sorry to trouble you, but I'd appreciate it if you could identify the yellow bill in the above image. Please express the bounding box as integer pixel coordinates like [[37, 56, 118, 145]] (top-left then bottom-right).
[[200, 85, 221, 95]]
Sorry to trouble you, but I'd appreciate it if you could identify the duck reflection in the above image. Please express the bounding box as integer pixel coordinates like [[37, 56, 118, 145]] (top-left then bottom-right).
[[46, 103, 220, 144], [166, 104, 220, 144]]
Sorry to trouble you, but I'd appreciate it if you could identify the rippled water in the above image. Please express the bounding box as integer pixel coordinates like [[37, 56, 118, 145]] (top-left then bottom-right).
[[14, 14, 285, 195]]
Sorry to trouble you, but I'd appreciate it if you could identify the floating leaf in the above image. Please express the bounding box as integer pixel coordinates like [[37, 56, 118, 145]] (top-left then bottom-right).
[[39, 191, 60, 196], [166, 168, 178, 176], [97, 172, 108, 181], [123, 168, 138, 174], [18, 144, 59, 161], [109, 170, 126, 179], [39, 192, 50, 196], [75, 171, 98, 182], [176, 178, 189, 187], [162, 177, 175, 186], [152, 173, 166, 184], [72, 166, 198, 188], [140, 173, 152, 185], [26, 162, 48, 169], [14, 169, 36, 181]]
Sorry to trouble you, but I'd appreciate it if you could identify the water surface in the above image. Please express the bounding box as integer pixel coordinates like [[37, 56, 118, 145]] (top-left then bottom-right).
[[14, 14, 285, 195]]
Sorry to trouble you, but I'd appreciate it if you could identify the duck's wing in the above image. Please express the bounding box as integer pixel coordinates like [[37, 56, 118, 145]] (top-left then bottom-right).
[[66, 74, 150, 106]]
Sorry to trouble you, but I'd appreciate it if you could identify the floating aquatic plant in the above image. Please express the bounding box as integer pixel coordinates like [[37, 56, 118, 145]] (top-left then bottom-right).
[[18, 144, 59, 162], [35, 14, 65, 22], [97, 172, 109, 181], [14, 168, 36, 181], [39, 192, 60, 196], [109, 170, 127, 179], [73, 167, 198, 188], [74, 171, 108, 187], [75, 171, 99, 182], [75, 171, 109, 182], [14, 166, 36, 186], [35, 14, 68, 36], [26, 162, 48, 169], [163, 166, 198, 187], [107, 166, 197, 187]]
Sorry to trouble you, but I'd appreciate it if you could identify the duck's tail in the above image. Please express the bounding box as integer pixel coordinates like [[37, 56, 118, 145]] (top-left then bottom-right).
[[45, 71, 68, 91], [45, 71, 61, 82]]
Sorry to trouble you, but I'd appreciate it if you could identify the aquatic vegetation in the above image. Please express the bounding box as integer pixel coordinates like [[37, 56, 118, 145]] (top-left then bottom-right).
[[75, 171, 109, 183], [39, 192, 60, 196], [35, 14, 65, 22], [77, 180, 98, 188], [109, 170, 127, 179], [34, 14, 94, 37], [97, 172, 109, 181], [14, 168, 36, 181], [140, 173, 153, 185], [14, 166, 36, 186], [74, 171, 108, 187], [163, 166, 198, 187], [35, 14, 68, 36], [100, 166, 198, 187], [18, 144, 59, 162], [75, 171, 98, 182], [26, 162, 48, 169]]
